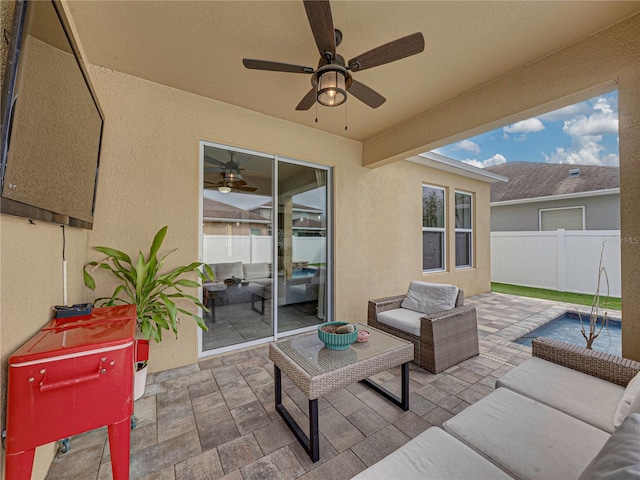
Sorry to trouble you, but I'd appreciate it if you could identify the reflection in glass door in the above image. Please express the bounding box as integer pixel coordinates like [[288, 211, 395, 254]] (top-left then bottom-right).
[[200, 144, 274, 352], [277, 161, 328, 333], [200, 143, 331, 355]]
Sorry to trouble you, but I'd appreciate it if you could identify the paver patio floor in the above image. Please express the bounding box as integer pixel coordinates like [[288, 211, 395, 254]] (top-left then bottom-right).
[[44, 292, 605, 480]]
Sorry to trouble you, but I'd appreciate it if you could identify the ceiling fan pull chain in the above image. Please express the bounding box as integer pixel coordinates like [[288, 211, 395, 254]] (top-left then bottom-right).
[[344, 100, 348, 131], [315, 101, 318, 123]]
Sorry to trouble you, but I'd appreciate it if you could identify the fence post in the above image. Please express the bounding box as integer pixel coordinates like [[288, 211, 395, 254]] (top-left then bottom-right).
[[557, 228, 566, 292]]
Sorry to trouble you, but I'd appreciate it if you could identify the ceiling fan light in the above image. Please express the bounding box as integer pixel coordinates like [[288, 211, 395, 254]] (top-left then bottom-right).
[[317, 70, 346, 107], [218, 186, 231, 194]]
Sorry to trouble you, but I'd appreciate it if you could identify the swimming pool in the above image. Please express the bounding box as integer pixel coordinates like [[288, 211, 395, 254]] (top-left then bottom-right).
[[292, 267, 318, 278], [514, 312, 621, 356]]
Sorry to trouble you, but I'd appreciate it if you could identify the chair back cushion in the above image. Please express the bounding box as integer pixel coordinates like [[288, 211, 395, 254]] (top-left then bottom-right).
[[213, 261, 244, 281], [401, 281, 459, 315], [579, 413, 640, 479], [614, 371, 640, 428]]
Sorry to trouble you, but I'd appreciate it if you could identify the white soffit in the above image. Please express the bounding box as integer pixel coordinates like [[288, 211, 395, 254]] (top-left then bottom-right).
[[408, 151, 508, 184]]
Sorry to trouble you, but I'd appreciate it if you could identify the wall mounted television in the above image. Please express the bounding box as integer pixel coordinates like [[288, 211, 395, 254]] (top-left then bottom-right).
[[0, 0, 103, 229]]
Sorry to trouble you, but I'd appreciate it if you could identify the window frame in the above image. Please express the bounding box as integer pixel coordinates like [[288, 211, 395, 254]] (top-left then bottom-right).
[[538, 205, 586, 231], [454, 190, 473, 269], [422, 184, 446, 273]]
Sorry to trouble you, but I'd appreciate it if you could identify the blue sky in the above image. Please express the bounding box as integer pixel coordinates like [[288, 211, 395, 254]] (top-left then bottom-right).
[[433, 90, 619, 168]]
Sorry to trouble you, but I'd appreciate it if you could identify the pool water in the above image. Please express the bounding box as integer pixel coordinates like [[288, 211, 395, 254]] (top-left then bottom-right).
[[292, 267, 318, 278], [514, 312, 621, 356]]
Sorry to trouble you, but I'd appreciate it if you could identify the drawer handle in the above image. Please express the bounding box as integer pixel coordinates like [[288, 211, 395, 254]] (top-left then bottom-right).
[[30, 357, 115, 392]]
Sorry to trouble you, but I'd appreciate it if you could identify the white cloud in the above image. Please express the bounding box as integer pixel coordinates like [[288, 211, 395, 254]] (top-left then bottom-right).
[[542, 96, 619, 166], [455, 139, 481, 154], [538, 102, 593, 122], [504, 118, 545, 134], [462, 153, 507, 169]]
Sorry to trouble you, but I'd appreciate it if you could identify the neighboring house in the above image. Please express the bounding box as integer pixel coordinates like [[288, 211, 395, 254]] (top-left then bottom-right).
[[202, 198, 269, 235], [250, 201, 326, 237], [485, 162, 620, 232]]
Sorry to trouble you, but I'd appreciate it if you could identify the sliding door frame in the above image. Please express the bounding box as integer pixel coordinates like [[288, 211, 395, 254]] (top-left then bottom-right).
[[197, 141, 333, 358]]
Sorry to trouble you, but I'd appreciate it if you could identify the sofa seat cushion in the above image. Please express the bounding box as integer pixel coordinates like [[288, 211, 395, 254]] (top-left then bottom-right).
[[213, 261, 244, 281], [401, 281, 459, 314], [579, 413, 640, 479], [496, 357, 624, 433], [376, 308, 423, 337], [243, 262, 271, 281], [443, 388, 610, 480], [352, 427, 513, 480]]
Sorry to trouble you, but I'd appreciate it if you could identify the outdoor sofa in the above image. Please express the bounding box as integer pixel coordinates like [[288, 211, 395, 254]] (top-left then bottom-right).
[[354, 337, 640, 479], [207, 261, 321, 305]]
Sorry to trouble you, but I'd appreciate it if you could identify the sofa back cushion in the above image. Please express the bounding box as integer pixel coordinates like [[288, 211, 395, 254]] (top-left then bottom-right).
[[213, 261, 244, 281], [579, 413, 640, 479], [243, 262, 271, 281], [401, 281, 459, 315], [614, 371, 640, 428]]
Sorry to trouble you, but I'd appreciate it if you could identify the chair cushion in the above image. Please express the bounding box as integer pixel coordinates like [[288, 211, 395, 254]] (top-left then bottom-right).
[[243, 262, 271, 281], [352, 427, 512, 480], [579, 413, 640, 479], [496, 357, 624, 433], [377, 308, 423, 337], [614, 371, 640, 428], [213, 261, 244, 280], [443, 388, 610, 480], [401, 281, 458, 315]]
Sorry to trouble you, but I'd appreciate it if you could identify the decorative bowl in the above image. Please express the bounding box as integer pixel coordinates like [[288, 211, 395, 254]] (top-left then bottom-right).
[[356, 330, 370, 343], [318, 322, 358, 350]]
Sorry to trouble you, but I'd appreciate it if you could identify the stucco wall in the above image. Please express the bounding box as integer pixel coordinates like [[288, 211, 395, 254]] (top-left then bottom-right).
[[82, 65, 493, 374], [491, 194, 621, 231]]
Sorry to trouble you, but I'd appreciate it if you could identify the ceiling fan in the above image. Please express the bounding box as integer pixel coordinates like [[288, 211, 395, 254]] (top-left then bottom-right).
[[204, 151, 248, 184], [204, 173, 258, 194], [242, 0, 425, 110]]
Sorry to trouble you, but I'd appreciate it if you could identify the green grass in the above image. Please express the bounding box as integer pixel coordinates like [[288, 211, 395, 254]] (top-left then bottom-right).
[[491, 283, 621, 311]]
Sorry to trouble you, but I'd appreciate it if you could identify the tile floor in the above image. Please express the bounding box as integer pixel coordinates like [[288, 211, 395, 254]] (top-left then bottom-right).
[[44, 292, 599, 480]]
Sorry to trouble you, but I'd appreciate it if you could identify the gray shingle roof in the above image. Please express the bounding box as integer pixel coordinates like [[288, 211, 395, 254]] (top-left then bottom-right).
[[485, 162, 619, 203], [203, 198, 267, 221]]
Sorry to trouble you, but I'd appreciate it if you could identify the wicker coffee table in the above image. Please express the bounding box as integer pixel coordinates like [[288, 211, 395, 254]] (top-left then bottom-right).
[[269, 323, 414, 462]]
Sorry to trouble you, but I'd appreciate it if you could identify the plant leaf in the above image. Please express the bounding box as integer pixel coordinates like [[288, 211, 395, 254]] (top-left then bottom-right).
[[93, 246, 132, 264], [84, 267, 96, 290]]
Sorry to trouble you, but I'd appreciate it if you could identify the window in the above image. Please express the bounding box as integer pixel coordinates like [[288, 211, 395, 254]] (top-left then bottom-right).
[[539, 206, 585, 231], [455, 191, 473, 268], [422, 185, 445, 271]]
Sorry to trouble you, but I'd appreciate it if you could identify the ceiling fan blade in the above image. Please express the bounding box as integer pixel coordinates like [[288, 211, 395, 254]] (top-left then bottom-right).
[[348, 80, 386, 109], [235, 185, 258, 192], [243, 59, 314, 74], [348, 32, 425, 72], [303, 0, 336, 58], [204, 155, 227, 167], [204, 167, 225, 173], [295, 88, 317, 111]]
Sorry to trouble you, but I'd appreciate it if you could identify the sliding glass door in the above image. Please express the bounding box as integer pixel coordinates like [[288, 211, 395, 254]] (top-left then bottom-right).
[[200, 143, 331, 355], [277, 161, 328, 333]]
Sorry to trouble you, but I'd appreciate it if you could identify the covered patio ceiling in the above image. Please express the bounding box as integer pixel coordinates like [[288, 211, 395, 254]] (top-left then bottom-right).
[[66, 1, 640, 142]]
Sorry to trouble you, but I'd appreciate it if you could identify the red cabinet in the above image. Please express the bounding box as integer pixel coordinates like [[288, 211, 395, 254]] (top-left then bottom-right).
[[5, 305, 137, 479]]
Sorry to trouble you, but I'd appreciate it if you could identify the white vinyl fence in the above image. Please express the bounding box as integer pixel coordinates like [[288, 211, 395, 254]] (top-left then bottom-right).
[[491, 229, 621, 297], [202, 235, 326, 265]]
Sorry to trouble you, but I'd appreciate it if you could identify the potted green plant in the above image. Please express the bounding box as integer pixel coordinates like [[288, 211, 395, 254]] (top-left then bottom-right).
[[84, 226, 213, 399]]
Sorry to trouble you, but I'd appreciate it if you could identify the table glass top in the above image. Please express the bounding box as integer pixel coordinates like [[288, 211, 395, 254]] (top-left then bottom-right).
[[273, 323, 411, 377]]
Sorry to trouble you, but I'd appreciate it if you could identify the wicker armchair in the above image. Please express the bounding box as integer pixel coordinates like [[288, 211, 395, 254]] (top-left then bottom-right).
[[368, 289, 479, 373]]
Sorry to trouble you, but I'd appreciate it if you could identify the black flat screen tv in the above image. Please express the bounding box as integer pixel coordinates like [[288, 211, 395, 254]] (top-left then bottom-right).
[[0, 0, 103, 229]]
